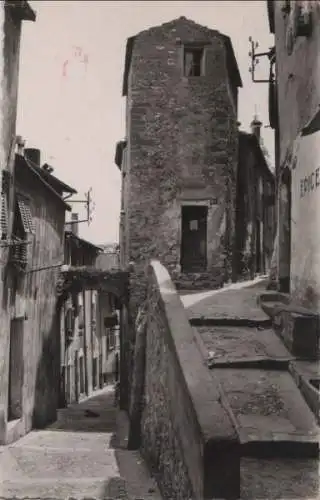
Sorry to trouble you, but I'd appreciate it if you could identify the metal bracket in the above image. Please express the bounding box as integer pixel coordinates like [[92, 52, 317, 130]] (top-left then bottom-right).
[[65, 187, 95, 226], [249, 37, 275, 84]]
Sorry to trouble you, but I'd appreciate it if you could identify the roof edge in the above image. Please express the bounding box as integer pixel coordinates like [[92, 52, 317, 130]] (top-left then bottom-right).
[[5, 1, 36, 22], [15, 154, 72, 211], [122, 21, 242, 96], [65, 230, 103, 252], [122, 36, 135, 97], [221, 34, 242, 88], [40, 164, 77, 194]]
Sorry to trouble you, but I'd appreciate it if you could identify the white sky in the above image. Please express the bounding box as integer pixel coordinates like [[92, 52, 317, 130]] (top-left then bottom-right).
[[17, 0, 275, 245]]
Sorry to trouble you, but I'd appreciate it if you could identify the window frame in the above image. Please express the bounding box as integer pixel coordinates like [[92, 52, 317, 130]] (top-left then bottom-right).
[[107, 327, 116, 352], [183, 44, 206, 77]]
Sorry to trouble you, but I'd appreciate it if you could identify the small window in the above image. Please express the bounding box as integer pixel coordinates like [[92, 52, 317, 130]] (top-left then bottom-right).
[[16, 194, 34, 233], [190, 220, 198, 231], [184, 47, 204, 77]]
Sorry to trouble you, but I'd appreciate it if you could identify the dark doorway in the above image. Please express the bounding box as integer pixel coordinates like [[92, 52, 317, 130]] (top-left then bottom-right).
[[8, 318, 24, 421], [181, 205, 208, 273]]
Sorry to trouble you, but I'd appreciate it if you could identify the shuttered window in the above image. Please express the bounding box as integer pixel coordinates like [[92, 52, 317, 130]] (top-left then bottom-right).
[[10, 193, 33, 270], [1, 170, 10, 240], [1, 192, 8, 240], [16, 194, 34, 233]]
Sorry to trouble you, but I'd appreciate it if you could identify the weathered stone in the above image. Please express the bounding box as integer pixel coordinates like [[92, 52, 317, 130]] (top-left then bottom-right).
[[119, 17, 241, 320], [140, 261, 239, 499], [127, 302, 148, 450]]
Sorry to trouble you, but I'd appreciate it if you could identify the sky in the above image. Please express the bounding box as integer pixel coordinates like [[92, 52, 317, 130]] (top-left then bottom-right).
[[17, 0, 275, 246]]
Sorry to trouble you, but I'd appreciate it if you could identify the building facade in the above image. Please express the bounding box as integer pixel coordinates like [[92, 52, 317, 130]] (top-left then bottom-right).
[[0, 1, 36, 444], [95, 248, 120, 386], [60, 226, 119, 406], [267, 0, 320, 312], [235, 118, 275, 280], [0, 144, 75, 444], [60, 224, 102, 405], [117, 16, 242, 315]]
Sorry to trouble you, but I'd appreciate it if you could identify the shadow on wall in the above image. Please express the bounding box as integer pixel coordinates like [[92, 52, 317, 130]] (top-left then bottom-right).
[[32, 310, 61, 429]]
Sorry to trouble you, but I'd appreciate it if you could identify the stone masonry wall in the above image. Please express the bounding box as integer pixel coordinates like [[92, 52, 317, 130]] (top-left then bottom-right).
[[124, 17, 239, 319], [140, 260, 239, 500], [273, 2, 320, 309]]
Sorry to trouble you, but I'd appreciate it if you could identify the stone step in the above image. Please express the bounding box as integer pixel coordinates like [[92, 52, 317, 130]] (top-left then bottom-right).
[[261, 301, 319, 359], [8, 430, 114, 451], [2, 446, 120, 479], [240, 457, 319, 499], [0, 477, 128, 499], [196, 326, 292, 364], [216, 368, 319, 459]]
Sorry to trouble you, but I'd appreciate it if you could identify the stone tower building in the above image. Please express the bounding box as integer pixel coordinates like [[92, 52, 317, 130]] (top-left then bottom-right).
[[116, 17, 242, 313]]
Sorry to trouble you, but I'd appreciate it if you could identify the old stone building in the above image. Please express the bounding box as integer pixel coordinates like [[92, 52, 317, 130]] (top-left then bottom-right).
[[60, 220, 102, 406], [0, 1, 36, 443], [235, 117, 275, 280], [0, 144, 76, 444], [267, 0, 320, 312], [59, 228, 122, 407], [117, 16, 242, 315]]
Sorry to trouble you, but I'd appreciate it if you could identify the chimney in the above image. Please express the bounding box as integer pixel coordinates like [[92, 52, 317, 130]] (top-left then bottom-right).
[[250, 115, 262, 141], [71, 213, 79, 236], [16, 136, 25, 155], [24, 148, 41, 167]]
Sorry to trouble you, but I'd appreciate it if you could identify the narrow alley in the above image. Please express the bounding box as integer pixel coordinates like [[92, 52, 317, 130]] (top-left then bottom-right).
[[0, 386, 162, 500], [180, 278, 319, 499], [0, 1, 319, 499]]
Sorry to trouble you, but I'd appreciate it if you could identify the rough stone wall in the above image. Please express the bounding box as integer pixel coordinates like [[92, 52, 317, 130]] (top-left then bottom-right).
[[273, 2, 320, 310], [124, 17, 239, 318], [140, 261, 239, 500]]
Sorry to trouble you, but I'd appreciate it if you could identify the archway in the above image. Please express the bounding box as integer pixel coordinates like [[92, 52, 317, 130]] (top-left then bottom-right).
[[56, 266, 129, 407]]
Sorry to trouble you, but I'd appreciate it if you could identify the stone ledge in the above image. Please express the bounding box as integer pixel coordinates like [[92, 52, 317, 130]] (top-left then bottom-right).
[[190, 317, 272, 328], [257, 291, 291, 306], [147, 260, 240, 500], [289, 361, 320, 425], [260, 299, 320, 360]]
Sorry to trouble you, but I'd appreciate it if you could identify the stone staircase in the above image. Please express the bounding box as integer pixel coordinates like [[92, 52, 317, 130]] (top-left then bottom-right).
[[0, 387, 162, 500], [181, 280, 320, 499]]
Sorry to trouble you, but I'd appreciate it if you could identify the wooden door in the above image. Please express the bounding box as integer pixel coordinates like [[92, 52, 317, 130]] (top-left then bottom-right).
[[181, 206, 208, 272], [8, 318, 24, 421]]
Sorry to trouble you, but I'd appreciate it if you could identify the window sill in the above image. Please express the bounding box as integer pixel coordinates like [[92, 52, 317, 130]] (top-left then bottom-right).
[[182, 75, 206, 80]]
